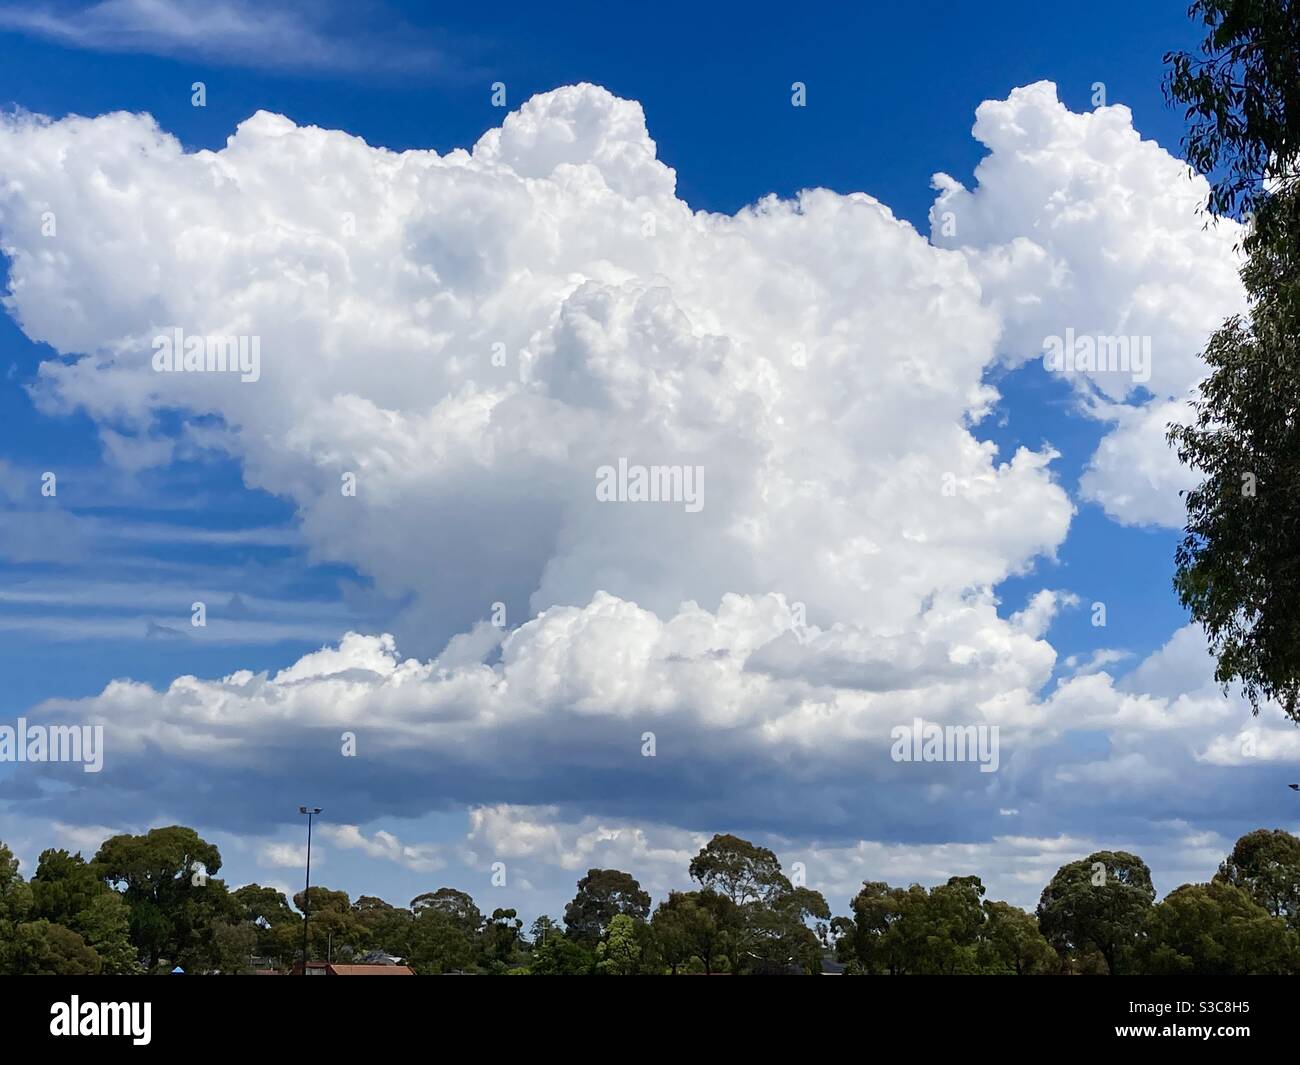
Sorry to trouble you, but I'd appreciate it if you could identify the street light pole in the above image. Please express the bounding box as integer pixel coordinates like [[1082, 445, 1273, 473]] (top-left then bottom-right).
[[299, 806, 321, 975]]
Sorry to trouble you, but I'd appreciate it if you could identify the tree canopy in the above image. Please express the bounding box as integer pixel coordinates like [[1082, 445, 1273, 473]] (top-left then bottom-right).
[[1165, 0, 1300, 717], [0, 826, 1296, 974]]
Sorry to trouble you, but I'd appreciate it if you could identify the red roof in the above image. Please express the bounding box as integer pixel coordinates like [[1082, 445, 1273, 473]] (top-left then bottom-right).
[[324, 964, 415, 976]]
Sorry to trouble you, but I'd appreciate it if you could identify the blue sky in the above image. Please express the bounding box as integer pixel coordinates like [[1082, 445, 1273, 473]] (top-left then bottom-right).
[[0, 0, 1291, 925]]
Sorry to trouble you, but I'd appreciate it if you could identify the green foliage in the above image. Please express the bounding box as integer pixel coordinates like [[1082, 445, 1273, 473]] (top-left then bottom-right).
[[294, 885, 351, 915], [1037, 851, 1156, 975], [408, 887, 481, 968], [528, 929, 595, 975], [480, 908, 524, 972], [595, 914, 642, 975], [5, 919, 102, 975], [95, 825, 222, 898], [170, 880, 247, 973], [529, 914, 560, 944], [209, 919, 259, 975], [26, 848, 142, 974], [352, 894, 414, 959], [693, 889, 741, 974], [835, 878, 996, 976], [2, 825, 1298, 975], [563, 868, 651, 944], [0, 840, 32, 926], [1213, 827, 1300, 927], [649, 889, 744, 974], [234, 883, 301, 962], [30, 849, 104, 926], [1168, 213, 1300, 718], [689, 834, 790, 906], [746, 885, 831, 975], [1138, 880, 1300, 974], [411, 886, 481, 924], [1163, 0, 1300, 224], [0, 842, 33, 974], [684, 835, 830, 974], [979, 900, 1058, 975], [292, 886, 367, 963], [77, 892, 143, 975], [836, 879, 1055, 976], [1165, 2, 1300, 716], [93, 825, 225, 970], [649, 891, 702, 974], [833, 881, 923, 975], [234, 883, 297, 926]]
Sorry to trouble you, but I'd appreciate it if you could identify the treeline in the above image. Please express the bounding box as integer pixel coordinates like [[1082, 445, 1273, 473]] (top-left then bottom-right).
[[1, 826, 1298, 974]]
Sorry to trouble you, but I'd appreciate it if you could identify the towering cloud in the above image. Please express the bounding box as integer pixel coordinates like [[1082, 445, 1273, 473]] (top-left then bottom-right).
[[0, 82, 1283, 902]]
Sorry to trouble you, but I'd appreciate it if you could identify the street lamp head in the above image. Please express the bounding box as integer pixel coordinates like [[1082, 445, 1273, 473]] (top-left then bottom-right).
[[1289, 784, 1299, 791], [299, 806, 322, 814]]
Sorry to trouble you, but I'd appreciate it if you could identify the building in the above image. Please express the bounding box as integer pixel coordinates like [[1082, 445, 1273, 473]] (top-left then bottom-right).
[[290, 961, 415, 976], [357, 951, 406, 966]]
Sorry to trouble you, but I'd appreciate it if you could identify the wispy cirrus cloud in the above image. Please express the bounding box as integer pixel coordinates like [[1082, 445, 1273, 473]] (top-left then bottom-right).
[[0, 0, 460, 76]]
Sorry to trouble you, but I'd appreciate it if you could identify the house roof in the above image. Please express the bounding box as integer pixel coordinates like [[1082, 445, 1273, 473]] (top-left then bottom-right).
[[358, 951, 406, 965], [325, 964, 415, 976]]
